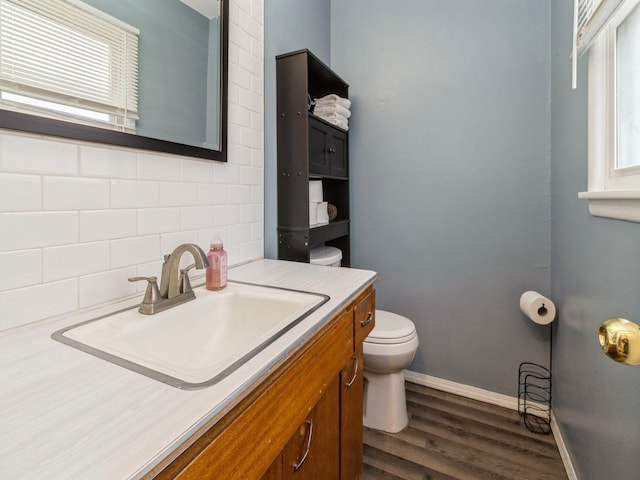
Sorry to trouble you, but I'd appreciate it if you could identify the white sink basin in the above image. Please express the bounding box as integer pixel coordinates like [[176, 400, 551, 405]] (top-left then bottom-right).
[[52, 282, 328, 389]]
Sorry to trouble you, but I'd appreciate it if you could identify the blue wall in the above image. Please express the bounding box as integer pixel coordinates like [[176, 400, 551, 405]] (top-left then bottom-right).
[[330, 0, 551, 396], [550, 1, 640, 478], [264, 0, 332, 259]]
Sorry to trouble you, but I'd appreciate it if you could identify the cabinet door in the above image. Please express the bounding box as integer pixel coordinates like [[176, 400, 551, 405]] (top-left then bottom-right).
[[328, 129, 348, 178], [340, 344, 364, 480], [309, 116, 348, 178], [261, 456, 283, 480], [283, 377, 340, 479], [309, 119, 331, 176]]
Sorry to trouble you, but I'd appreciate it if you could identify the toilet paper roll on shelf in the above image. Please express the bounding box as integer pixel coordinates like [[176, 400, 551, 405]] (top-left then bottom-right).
[[317, 201, 329, 225], [309, 202, 319, 226], [519, 291, 556, 325], [309, 181, 323, 203]]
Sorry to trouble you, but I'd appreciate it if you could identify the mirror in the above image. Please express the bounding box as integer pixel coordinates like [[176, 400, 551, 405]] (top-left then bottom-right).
[[0, 0, 228, 161]]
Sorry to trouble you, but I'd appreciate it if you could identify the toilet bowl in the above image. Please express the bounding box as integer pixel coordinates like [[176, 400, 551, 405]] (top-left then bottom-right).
[[363, 310, 419, 433]]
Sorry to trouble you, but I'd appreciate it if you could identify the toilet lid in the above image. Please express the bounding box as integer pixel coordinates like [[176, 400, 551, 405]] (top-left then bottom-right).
[[365, 310, 417, 344]]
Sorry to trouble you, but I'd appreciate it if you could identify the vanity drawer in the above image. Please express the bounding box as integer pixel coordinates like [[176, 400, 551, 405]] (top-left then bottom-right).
[[354, 289, 375, 345]]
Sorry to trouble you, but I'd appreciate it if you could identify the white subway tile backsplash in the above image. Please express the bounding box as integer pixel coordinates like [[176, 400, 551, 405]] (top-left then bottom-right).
[[43, 177, 110, 211], [79, 210, 137, 242], [227, 145, 252, 166], [111, 236, 161, 269], [43, 242, 110, 282], [160, 231, 199, 256], [180, 206, 215, 231], [137, 208, 180, 235], [229, 223, 252, 245], [213, 161, 240, 185], [0, 173, 41, 212], [251, 148, 264, 168], [79, 146, 137, 179], [160, 182, 198, 207], [228, 185, 251, 204], [251, 221, 263, 240], [240, 166, 263, 185], [197, 184, 227, 205], [241, 204, 262, 223], [0, 134, 78, 176], [0, 0, 264, 330], [229, 63, 252, 91], [79, 267, 137, 308], [181, 159, 214, 183], [0, 249, 41, 290], [229, 103, 252, 128], [251, 185, 264, 204], [0, 212, 78, 252], [239, 8, 262, 41], [139, 153, 181, 181], [111, 180, 160, 208], [213, 205, 241, 226], [239, 89, 262, 114], [240, 127, 262, 150], [0, 279, 78, 330]]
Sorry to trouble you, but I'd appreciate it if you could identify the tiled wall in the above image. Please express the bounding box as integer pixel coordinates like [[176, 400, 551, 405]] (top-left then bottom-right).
[[0, 0, 264, 332]]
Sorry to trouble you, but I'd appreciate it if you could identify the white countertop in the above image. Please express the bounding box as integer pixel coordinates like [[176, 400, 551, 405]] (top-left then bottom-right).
[[0, 259, 376, 479]]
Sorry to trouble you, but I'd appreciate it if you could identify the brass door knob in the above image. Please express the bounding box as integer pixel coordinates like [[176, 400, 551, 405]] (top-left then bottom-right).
[[598, 318, 640, 365]]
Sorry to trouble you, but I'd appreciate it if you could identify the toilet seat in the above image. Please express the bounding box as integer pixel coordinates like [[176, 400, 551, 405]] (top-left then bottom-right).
[[365, 310, 417, 345]]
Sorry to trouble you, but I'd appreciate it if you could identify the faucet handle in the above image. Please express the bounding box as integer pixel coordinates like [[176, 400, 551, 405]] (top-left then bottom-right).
[[128, 276, 162, 314], [179, 264, 196, 294]]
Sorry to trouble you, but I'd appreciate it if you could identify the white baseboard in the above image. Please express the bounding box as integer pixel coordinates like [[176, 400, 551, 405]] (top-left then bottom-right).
[[403, 370, 577, 480]]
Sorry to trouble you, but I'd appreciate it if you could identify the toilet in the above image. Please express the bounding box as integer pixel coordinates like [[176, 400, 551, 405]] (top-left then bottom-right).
[[310, 246, 419, 434], [362, 310, 419, 433]]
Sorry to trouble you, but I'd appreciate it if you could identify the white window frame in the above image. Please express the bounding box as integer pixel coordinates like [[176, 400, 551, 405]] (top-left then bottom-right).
[[579, 0, 640, 222]]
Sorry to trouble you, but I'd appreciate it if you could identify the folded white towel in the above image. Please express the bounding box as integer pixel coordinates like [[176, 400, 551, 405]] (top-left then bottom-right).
[[314, 94, 351, 109], [314, 103, 351, 119], [316, 114, 348, 131]]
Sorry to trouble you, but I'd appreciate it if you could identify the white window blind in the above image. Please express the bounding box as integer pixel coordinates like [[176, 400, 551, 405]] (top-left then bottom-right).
[[572, 0, 626, 88], [0, 0, 139, 131]]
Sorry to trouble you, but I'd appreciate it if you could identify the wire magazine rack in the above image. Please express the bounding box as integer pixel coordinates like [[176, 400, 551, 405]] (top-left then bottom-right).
[[518, 362, 552, 434]]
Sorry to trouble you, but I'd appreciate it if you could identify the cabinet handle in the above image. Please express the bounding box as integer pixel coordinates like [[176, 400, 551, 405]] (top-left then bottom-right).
[[328, 147, 336, 153], [346, 355, 359, 389], [293, 419, 314, 472], [360, 312, 374, 327]]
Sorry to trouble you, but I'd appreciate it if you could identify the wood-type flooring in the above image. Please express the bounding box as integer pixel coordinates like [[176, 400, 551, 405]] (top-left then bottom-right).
[[362, 382, 568, 480]]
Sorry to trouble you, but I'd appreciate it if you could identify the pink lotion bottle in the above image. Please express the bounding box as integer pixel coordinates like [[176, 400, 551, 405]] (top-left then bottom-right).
[[206, 232, 227, 291]]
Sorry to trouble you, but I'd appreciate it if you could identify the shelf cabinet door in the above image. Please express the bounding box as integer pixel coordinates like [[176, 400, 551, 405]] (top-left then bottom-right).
[[309, 116, 348, 178], [282, 377, 340, 479]]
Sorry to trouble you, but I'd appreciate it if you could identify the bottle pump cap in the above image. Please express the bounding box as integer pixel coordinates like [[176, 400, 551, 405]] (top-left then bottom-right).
[[210, 231, 223, 248]]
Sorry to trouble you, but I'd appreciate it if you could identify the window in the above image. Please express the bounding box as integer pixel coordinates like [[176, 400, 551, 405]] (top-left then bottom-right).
[[577, 0, 640, 222], [0, 0, 139, 132]]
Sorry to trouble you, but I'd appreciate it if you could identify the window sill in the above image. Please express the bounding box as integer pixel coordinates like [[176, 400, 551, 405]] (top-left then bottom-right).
[[578, 190, 640, 222]]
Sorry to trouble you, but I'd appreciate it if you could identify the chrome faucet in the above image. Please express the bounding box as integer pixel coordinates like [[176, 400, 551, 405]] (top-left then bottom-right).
[[129, 243, 210, 315]]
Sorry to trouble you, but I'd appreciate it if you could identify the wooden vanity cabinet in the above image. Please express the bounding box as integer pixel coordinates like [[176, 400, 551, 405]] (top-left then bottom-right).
[[153, 287, 374, 480]]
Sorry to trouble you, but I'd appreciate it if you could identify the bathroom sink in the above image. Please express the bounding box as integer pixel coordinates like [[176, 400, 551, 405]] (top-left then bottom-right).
[[52, 282, 329, 389]]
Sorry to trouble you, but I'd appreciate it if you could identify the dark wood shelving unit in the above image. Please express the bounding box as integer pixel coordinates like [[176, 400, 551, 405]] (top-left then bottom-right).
[[276, 49, 351, 266]]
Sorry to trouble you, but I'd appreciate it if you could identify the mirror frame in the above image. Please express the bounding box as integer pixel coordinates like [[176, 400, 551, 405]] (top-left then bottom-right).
[[0, 0, 229, 162]]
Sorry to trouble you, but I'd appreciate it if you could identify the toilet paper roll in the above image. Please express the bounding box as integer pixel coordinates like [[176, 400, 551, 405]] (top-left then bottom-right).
[[309, 202, 319, 226], [309, 181, 323, 203], [317, 201, 329, 225], [519, 291, 556, 325]]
